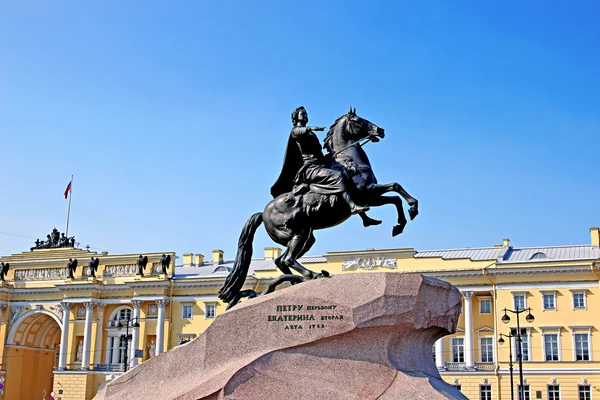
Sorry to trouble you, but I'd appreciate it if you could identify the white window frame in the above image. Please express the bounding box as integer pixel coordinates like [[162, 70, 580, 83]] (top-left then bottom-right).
[[578, 385, 592, 400], [204, 302, 216, 319], [104, 306, 134, 365], [480, 336, 494, 363], [547, 384, 560, 400], [541, 327, 562, 362], [452, 337, 465, 363], [511, 327, 532, 362], [570, 326, 593, 361], [571, 290, 587, 310], [541, 290, 557, 311], [177, 333, 196, 345], [518, 384, 531, 400], [479, 297, 492, 314], [511, 291, 527, 311], [479, 384, 492, 400], [181, 303, 193, 320]]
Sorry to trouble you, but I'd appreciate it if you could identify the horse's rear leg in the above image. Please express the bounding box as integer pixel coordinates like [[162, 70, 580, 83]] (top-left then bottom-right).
[[274, 231, 311, 276], [274, 252, 293, 276], [283, 230, 328, 279]]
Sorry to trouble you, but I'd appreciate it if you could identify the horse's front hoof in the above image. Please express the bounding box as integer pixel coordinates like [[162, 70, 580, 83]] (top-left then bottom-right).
[[409, 206, 419, 220], [319, 270, 331, 278], [392, 224, 405, 237]]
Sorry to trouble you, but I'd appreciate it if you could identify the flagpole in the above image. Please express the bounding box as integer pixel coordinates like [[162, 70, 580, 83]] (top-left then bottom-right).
[[66, 175, 73, 239]]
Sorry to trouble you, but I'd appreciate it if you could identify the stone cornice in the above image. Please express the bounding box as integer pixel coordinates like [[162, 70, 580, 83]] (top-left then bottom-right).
[[57, 283, 103, 292], [325, 248, 415, 260], [127, 280, 172, 290], [424, 264, 593, 279], [10, 287, 61, 295]]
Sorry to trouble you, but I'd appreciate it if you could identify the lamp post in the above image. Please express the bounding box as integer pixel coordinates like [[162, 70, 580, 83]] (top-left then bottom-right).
[[498, 332, 517, 400], [117, 317, 140, 372], [502, 307, 535, 400]]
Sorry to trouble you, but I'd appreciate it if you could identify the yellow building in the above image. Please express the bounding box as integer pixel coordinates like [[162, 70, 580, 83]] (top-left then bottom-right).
[[0, 227, 599, 400]]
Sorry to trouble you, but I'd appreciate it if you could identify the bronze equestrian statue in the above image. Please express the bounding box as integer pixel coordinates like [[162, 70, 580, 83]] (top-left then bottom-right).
[[219, 107, 418, 308]]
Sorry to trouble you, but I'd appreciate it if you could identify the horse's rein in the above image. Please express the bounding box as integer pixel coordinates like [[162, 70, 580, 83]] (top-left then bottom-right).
[[332, 137, 373, 157]]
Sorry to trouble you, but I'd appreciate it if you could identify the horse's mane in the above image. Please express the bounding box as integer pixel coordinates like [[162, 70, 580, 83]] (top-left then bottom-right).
[[323, 114, 348, 154]]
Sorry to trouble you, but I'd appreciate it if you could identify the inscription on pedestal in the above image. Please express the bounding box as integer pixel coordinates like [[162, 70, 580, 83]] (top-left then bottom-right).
[[267, 304, 345, 330]]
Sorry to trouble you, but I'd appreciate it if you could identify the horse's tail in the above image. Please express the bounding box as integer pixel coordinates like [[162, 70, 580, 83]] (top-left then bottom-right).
[[218, 212, 263, 303]]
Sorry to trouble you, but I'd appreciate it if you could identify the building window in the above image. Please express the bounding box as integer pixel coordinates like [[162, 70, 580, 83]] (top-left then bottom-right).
[[182, 304, 192, 319], [107, 336, 128, 365], [511, 328, 530, 361], [544, 334, 559, 361], [548, 385, 560, 400], [480, 384, 492, 400], [117, 308, 132, 323], [575, 333, 590, 361], [108, 307, 133, 328], [514, 294, 526, 310], [573, 292, 586, 309], [579, 385, 591, 400], [480, 337, 494, 362], [452, 338, 464, 363], [205, 303, 216, 319], [543, 293, 556, 310], [480, 299, 491, 314], [518, 385, 530, 400], [178, 334, 196, 345]]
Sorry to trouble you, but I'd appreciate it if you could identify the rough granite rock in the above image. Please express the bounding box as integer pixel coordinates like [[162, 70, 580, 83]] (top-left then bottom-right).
[[94, 273, 466, 400]]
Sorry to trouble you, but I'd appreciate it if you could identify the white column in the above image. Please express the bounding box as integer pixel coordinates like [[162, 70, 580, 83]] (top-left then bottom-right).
[[155, 299, 169, 355], [58, 302, 74, 369], [130, 300, 143, 367], [463, 291, 474, 369], [94, 303, 106, 365], [81, 301, 96, 370], [435, 338, 445, 369]]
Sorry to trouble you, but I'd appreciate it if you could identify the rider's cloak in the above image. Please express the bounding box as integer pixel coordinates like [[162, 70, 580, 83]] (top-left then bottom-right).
[[271, 127, 346, 198], [271, 132, 303, 198]]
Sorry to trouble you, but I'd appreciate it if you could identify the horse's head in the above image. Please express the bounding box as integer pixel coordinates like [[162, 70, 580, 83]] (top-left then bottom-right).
[[324, 107, 385, 153], [346, 107, 385, 141]]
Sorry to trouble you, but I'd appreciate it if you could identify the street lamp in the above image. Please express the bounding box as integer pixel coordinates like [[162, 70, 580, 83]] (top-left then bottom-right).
[[502, 307, 535, 400], [499, 332, 517, 400], [117, 317, 140, 372]]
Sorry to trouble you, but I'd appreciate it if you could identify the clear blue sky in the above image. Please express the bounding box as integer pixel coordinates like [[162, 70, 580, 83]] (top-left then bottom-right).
[[1, 1, 599, 261]]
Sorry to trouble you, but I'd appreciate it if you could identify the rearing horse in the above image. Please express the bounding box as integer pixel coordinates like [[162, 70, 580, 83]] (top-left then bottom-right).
[[325, 108, 418, 236], [218, 109, 418, 306]]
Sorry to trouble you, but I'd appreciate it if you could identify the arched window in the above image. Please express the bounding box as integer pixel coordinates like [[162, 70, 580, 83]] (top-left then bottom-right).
[[105, 306, 133, 369], [530, 252, 547, 260], [115, 308, 132, 323]]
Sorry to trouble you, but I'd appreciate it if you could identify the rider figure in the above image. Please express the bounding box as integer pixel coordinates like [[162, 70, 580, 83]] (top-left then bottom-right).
[[271, 106, 369, 215]]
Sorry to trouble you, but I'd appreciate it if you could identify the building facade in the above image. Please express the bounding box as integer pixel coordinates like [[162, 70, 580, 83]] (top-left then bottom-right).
[[0, 227, 599, 399]]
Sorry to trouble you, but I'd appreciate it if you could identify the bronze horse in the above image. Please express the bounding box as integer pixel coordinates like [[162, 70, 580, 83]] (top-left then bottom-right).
[[219, 109, 418, 306]]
